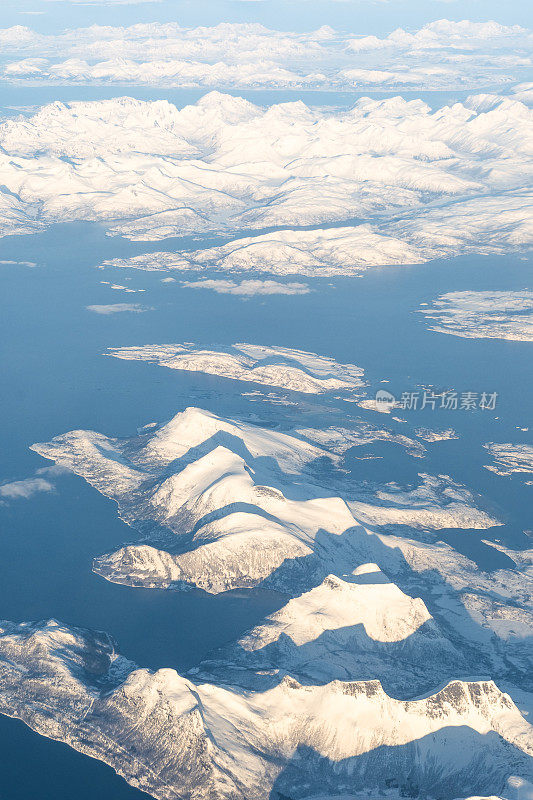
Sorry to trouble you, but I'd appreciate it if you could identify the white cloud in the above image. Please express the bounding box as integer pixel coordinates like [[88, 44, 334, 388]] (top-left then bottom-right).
[[99, 280, 145, 292], [181, 279, 310, 295], [0, 477, 53, 500], [86, 302, 149, 314], [0, 465, 66, 502], [0, 260, 36, 267]]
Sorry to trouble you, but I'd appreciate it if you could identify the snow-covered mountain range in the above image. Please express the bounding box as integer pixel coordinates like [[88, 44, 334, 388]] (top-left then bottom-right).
[[30, 404, 532, 690], [0, 16, 531, 800], [0, 617, 531, 800], [0, 92, 531, 270]]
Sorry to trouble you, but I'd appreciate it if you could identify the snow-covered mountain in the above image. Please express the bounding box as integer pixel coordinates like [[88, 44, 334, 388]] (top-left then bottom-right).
[[0, 618, 531, 800], [0, 92, 531, 264], [30, 405, 532, 685], [31, 406, 497, 594], [105, 195, 533, 274], [1, 13, 532, 800], [196, 566, 469, 696]]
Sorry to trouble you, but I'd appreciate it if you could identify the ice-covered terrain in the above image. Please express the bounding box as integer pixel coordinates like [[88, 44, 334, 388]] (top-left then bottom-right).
[[420, 291, 533, 341], [295, 423, 427, 457], [0, 92, 531, 267], [346, 472, 499, 530], [484, 443, 533, 477], [0, 187, 41, 239], [415, 427, 459, 442], [30, 404, 533, 687], [0, 618, 531, 800], [107, 343, 366, 394], [0, 20, 531, 90]]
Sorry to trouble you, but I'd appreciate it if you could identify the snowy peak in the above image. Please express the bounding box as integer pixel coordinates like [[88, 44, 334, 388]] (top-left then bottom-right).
[[32, 405, 357, 594], [137, 405, 327, 475], [149, 444, 252, 519], [118, 666, 199, 717], [0, 618, 119, 688], [239, 567, 433, 650], [200, 566, 466, 695]]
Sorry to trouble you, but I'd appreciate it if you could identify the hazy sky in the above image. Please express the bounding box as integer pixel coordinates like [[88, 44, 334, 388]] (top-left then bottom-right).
[[3, 0, 532, 35]]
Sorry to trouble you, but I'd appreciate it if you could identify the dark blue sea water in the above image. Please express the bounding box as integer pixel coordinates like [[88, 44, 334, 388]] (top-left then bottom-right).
[[0, 713, 152, 800], [1, 220, 531, 611]]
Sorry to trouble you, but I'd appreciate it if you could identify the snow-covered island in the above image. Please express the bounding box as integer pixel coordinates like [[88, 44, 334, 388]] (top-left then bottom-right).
[[484, 442, 533, 477], [419, 291, 533, 342], [107, 342, 366, 395]]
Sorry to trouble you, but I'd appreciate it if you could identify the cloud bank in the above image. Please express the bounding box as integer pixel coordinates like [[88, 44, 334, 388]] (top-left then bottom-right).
[[0, 19, 531, 90], [181, 279, 311, 295], [86, 302, 149, 314], [0, 465, 65, 503]]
